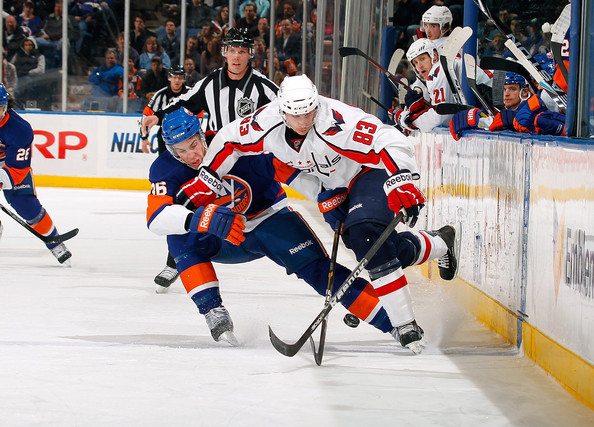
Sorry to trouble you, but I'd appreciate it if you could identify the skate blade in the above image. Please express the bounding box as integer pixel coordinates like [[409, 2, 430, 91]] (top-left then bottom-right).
[[406, 341, 423, 355], [60, 259, 72, 268], [155, 285, 169, 294], [218, 331, 239, 347]]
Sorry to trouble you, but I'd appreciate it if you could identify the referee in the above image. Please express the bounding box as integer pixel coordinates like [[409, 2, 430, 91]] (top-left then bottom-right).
[[142, 28, 279, 292], [140, 65, 190, 154]]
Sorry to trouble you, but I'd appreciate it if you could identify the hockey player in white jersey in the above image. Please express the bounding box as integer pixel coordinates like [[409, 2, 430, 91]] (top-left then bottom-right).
[[179, 75, 459, 354], [421, 5, 454, 53]]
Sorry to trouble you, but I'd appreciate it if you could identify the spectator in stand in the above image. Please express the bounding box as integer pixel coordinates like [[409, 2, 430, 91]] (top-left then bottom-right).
[[524, 19, 544, 56], [197, 22, 216, 53], [212, 5, 230, 36], [2, 53, 18, 94], [510, 18, 527, 45], [256, 17, 270, 47], [139, 36, 171, 75], [36, 1, 78, 70], [118, 57, 143, 100], [392, 0, 425, 50], [3, 15, 28, 61], [115, 32, 140, 67], [130, 14, 156, 54], [251, 36, 267, 73], [159, 19, 180, 67], [275, 0, 301, 37], [187, 0, 214, 30], [200, 38, 223, 76], [184, 57, 201, 86], [184, 35, 202, 70], [482, 33, 511, 58], [11, 37, 47, 107], [17, 1, 43, 37], [237, 3, 259, 39], [88, 48, 123, 97], [275, 18, 301, 68], [69, 0, 101, 58], [539, 22, 552, 54], [139, 56, 169, 102], [241, 0, 270, 19]]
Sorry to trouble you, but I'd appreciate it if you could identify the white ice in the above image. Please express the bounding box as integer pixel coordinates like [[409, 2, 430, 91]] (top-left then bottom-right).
[[0, 187, 592, 426]]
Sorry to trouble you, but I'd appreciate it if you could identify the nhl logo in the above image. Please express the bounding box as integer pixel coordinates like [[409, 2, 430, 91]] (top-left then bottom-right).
[[237, 97, 255, 117]]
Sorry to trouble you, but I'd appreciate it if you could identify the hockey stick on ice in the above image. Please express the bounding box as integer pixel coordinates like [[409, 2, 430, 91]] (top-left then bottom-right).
[[269, 211, 404, 358], [309, 222, 341, 366], [463, 54, 497, 116], [0, 202, 79, 244], [479, 56, 539, 92], [439, 26, 471, 105], [473, 0, 567, 110]]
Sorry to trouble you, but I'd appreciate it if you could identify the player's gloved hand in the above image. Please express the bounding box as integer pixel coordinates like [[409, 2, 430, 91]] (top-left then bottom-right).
[[534, 110, 566, 136], [404, 89, 426, 114], [513, 94, 546, 133], [189, 203, 246, 245], [175, 167, 222, 209], [449, 108, 491, 140], [383, 170, 425, 227], [394, 109, 417, 133], [489, 109, 515, 131], [388, 106, 396, 123], [317, 187, 348, 230]]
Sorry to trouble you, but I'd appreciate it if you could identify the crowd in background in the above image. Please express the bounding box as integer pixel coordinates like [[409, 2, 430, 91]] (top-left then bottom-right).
[[0, 0, 569, 113]]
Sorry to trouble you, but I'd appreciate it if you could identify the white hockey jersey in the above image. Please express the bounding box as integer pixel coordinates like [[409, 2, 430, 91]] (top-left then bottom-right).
[[202, 96, 420, 200]]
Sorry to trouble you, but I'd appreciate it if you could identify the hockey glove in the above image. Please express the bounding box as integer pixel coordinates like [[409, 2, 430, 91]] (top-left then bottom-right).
[[394, 109, 417, 133], [404, 89, 426, 115], [317, 187, 348, 230], [534, 110, 566, 136], [189, 203, 246, 245], [449, 108, 492, 141], [489, 109, 516, 131], [513, 94, 546, 133], [383, 170, 425, 227], [176, 167, 222, 209]]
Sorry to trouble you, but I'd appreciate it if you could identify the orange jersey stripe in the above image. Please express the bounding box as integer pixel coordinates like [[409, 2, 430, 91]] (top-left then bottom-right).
[[180, 262, 218, 294]]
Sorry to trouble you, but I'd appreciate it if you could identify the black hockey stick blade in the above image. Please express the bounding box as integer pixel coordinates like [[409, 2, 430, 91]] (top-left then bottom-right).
[[0, 203, 79, 244], [435, 103, 474, 115], [480, 56, 539, 92], [309, 320, 327, 366], [268, 211, 404, 358]]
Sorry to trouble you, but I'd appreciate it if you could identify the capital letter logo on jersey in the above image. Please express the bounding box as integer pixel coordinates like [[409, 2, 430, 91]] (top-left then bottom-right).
[[216, 175, 252, 214], [237, 97, 256, 117], [322, 109, 345, 136]]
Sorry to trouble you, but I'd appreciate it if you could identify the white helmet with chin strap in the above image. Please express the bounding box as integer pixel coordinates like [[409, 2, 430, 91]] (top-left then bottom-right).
[[406, 38, 438, 80], [422, 5, 453, 32], [277, 75, 319, 121]]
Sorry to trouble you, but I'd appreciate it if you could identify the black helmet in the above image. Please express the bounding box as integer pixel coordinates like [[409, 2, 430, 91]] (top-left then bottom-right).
[[223, 28, 254, 49], [168, 64, 185, 76]]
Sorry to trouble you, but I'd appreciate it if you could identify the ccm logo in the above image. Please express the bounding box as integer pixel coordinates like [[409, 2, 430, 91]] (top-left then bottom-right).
[[198, 204, 217, 231], [34, 130, 88, 159]]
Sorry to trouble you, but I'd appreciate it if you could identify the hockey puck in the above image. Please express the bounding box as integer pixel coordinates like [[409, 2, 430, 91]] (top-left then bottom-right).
[[343, 313, 360, 328]]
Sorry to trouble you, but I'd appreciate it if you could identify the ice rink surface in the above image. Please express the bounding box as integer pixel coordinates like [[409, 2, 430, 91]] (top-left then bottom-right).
[[0, 187, 592, 426]]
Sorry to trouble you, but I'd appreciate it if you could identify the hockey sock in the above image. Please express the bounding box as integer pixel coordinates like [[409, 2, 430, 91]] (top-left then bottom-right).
[[179, 262, 222, 314], [400, 230, 447, 267], [369, 262, 415, 327]]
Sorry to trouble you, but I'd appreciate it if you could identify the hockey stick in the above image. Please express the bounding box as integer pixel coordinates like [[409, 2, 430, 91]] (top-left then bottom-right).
[[473, 0, 567, 110], [309, 221, 341, 366], [362, 90, 391, 113], [0, 202, 79, 245], [435, 103, 474, 115], [269, 211, 404, 357], [479, 56, 539, 92], [439, 26, 471, 105], [388, 48, 405, 76], [463, 54, 497, 116], [550, 4, 570, 83]]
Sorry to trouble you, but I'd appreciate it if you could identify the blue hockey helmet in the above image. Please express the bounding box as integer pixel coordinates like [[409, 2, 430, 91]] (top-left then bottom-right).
[[505, 72, 527, 88], [0, 84, 9, 106], [162, 107, 206, 164]]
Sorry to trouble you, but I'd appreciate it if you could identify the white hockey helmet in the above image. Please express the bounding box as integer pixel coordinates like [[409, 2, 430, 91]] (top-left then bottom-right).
[[406, 38, 438, 81], [277, 75, 319, 117], [422, 5, 453, 30]]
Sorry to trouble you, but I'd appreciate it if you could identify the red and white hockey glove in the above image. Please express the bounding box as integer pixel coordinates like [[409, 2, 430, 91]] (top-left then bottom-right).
[[404, 89, 426, 115], [383, 170, 425, 227], [176, 167, 221, 209], [189, 203, 246, 246]]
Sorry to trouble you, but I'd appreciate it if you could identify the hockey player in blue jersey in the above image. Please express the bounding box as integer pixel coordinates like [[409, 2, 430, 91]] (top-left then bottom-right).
[[146, 107, 399, 346], [0, 84, 72, 265]]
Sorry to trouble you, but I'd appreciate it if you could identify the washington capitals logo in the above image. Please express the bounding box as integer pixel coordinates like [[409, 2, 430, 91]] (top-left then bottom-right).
[[428, 66, 440, 81], [250, 106, 266, 131], [322, 110, 345, 136]]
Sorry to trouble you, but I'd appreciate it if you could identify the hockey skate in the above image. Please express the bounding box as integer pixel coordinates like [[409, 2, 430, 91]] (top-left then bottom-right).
[[392, 320, 425, 355], [204, 305, 238, 346], [154, 266, 179, 293], [50, 243, 72, 266], [428, 225, 458, 280]]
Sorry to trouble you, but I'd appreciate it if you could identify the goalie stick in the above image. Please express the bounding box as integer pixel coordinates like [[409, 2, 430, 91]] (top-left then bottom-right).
[[0, 202, 79, 244], [269, 211, 404, 358], [463, 54, 497, 116], [479, 56, 539, 92], [473, 0, 567, 110], [439, 26, 471, 105], [309, 222, 341, 366]]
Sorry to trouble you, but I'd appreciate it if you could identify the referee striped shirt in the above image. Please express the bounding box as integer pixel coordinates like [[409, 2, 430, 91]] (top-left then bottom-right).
[[155, 65, 278, 132], [142, 84, 190, 117]]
